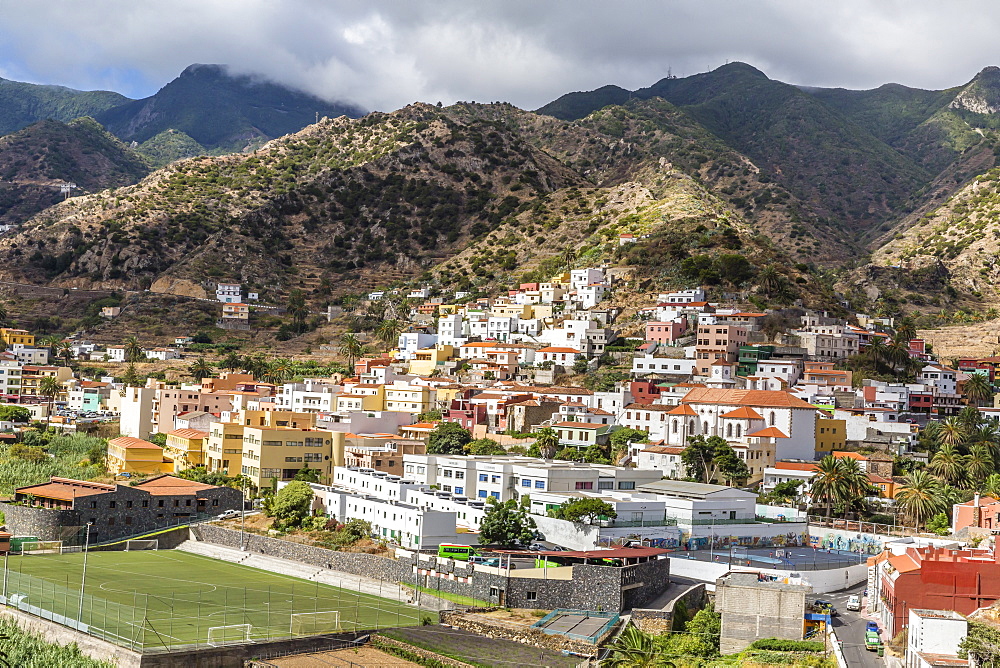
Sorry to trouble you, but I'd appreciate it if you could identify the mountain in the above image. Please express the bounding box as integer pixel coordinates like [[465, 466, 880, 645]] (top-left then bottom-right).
[[0, 78, 128, 136], [94, 64, 366, 153], [0, 117, 150, 227], [539, 63, 929, 240]]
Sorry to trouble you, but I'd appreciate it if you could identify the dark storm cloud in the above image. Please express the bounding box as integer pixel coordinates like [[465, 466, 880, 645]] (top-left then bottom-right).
[[1, 1, 998, 111]]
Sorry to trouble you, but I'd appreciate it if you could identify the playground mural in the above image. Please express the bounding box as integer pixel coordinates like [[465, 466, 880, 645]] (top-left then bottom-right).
[[810, 532, 884, 555], [679, 531, 809, 551]]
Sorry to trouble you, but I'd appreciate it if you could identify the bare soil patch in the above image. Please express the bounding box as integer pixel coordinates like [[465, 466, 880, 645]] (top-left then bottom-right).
[[267, 645, 420, 667]]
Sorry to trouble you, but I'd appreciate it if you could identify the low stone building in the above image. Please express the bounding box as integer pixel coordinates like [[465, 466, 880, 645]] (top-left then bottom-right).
[[715, 572, 812, 654], [3, 475, 241, 544]]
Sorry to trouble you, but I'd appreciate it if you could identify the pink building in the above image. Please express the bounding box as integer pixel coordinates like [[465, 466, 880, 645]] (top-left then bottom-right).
[[645, 320, 687, 344]]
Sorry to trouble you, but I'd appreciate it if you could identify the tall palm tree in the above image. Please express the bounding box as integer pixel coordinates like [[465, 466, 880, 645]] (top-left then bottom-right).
[[938, 417, 968, 449], [37, 375, 61, 430], [56, 340, 74, 367], [532, 427, 560, 459], [757, 265, 782, 297], [894, 317, 917, 345], [839, 457, 873, 516], [966, 445, 993, 487], [866, 338, 888, 371], [809, 456, 849, 517], [243, 353, 270, 380], [188, 357, 215, 382], [287, 289, 309, 333], [376, 319, 405, 351], [219, 351, 243, 372], [338, 333, 367, 370], [957, 404, 985, 435], [964, 372, 994, 408], [262, 359, 293, 385], [929, 443, 967, 487], [895, 471, 946, 528], [123, 335, 144, 363]]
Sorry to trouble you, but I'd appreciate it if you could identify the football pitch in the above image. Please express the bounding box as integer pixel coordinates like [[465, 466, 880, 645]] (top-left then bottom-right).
[[1, 549, 424, 651]]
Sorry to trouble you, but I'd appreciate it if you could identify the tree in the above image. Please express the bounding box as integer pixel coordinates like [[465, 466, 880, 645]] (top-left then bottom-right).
[[684, 603, 721, 655], [896, 470, 946, 527], [572, 358, 589, 374], [938, 417, 967, 448], [549, 498, 617, 524], [262, 359, 293, 384], [427, 422, 472, 455], [926, 513, 951, 536], [929, 443, 966, 487], [417, 409, 442, 422], [983, 473, 1000, 499], [38, 375, 61, 429], [809, 456, 850, 517], [609, 427, 648, 465], [293, 464, 320, 483], [188, 357, 215, 381], [376, 319, 405, 351], [478, 497, 536, 547], [582, 443, 611, 464], [56, 340, 74, 367], [465, 438, 506, 456], [121, 363, 143, 388], [0, 405, 32, 422], [603, 625, 669, 668], [960, 619, 1000, 667], [268, 480, 314, 528], [965, 372, 994, 408], [681, 435, 744, 484], [287, 289, 309, 333], [123, 335, 144, 363], [966, 445, 994, 487], [220, 351, 244, 372], [338, 333, 367, 369], [531, 427, 559, 459]]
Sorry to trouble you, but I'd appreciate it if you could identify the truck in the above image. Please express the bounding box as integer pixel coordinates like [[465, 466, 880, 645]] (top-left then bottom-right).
[[865, 630, 882, 651]]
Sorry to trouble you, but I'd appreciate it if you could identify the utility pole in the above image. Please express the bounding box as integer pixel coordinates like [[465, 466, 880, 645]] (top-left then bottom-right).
[[78, 522, 93, 622]]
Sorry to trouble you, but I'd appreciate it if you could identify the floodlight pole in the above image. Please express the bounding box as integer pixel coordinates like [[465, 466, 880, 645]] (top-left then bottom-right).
[[240, 479, 247, 551], [2, 550, 8, 599], [78, 522, 93, 622]]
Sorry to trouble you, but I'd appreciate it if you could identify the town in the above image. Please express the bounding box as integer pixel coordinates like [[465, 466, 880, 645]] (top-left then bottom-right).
[[1, 263, 998, 667]]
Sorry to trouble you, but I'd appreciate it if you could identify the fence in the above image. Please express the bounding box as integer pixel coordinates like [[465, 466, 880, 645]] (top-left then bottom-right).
[[808, 515, 926, 538], [0, 556, 429, 654]]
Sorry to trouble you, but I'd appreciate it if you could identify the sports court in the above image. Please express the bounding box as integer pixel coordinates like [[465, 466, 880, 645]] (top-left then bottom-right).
[[532, 609, 619, 644], [668, 545, 866, 570], [1, 547, 424, 651]]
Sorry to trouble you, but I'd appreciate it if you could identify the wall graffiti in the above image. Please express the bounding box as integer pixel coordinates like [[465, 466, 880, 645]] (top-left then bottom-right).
[[809, 532, 883, 555]]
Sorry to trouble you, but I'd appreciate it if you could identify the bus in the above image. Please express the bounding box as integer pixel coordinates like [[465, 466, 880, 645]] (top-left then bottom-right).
[[437, 544, 480, 561]]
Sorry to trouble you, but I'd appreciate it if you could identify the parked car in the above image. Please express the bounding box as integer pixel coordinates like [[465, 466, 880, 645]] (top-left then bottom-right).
[[865, 630, 882, 651], [813, 599, 838, 616], [217, 509, 240, 520], [866, 621, 880, 634], [846, 595, 861, 611]]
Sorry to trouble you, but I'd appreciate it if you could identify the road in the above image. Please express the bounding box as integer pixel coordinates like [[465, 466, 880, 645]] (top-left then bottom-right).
[[824, 583, 885, 668]]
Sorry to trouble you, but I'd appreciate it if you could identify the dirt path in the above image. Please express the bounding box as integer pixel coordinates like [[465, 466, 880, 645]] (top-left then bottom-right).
[[267, 645, 420, 667]]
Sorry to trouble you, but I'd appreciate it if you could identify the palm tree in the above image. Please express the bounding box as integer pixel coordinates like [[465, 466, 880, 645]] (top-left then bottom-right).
[[938, 417, 968, 449], [188, 357, 215, 382], [966, 445, 993, 487], [895, 470, 946, 528], [243, 353, 270, 380], [376, 319, 405, 351], [123, 335, 144, 363], [0, 300, 7, 327], [839, 457, 873, 516], [809, 456, 849, 517], [757, 265, 782, 297], [866, 338, 888, 370], [56, 340, 74, 367], [219, 351, 243, 372], [982, 473, 1000, 499], [532, 427, 560, 459], [287, 289, 309, 333], [338, 333, 367, 370], [895, 317, 917, 344], [38, 375, 61, 430], [262, 359, 293, 385], [602, 625, 672, 668], [964, 372, 994, 408], [958, 405, 986, 436], [929, 443, 967, 487]]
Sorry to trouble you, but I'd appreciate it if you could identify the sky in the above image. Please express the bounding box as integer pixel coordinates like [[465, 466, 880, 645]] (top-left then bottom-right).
[[2, 1, 1000, 112]]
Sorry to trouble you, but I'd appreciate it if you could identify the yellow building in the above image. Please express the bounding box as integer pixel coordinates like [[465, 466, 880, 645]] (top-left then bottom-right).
[[107, 436, 173, 476], [527, 304, 555, 319], [383, 382, 433, 414], [491, 304, 531, 319], [206, 421, 245, 474], [240, 427, 344, 489], [336, 390, 384, 413], [408, 345, 455, 376], [437, 304, 459, 316], [0, 328, 35, 347], [163, 428, 209, 472], [815, 416, 847, 457]]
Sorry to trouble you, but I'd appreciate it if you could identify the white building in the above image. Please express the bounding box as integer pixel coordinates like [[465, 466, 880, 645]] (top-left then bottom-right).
[[13, 347, 49, 365], [396, 333, 438, 360], [279, 379, 341, 413], [904, 609, 967, 668], [631, 355, 697, 377], [437, 314, 468, 347], [760, 462, 817, 499], [753, 360, 802, 387], [0, 355, 22, 399], [636, 445, 686, 479], [658, 288, 706, 304], [920, 365, 958, 396], [216, 283, 242, 303], [119, 384, 156, 440], [794, 325, 860, 360], [105, 346, 127, 363], [144, 348, 181, 361], [570, 268, 605, 290]]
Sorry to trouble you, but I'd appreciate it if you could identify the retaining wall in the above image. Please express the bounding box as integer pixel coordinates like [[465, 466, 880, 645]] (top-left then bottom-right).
[[632, 583, 707, 634], [439, 611, 597, 657]]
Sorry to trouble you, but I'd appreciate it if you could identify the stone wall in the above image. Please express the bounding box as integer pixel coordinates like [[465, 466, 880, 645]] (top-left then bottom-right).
[[632, 583, 707, 634], [0, 503, 80, 543], [440, 611, 598, 657], [370, 634, 475, 668], [193, 524, 412, 582]]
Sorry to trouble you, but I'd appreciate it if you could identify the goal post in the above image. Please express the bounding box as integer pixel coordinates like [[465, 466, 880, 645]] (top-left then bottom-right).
[[20, 541, 62, 555], [207, 623, 253, 646], [125, 539, 159, 552], [289, 610, 343, 636]]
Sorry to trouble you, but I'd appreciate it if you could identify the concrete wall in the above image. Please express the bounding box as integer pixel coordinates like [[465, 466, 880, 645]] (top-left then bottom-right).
[[716, 575, 810, 654], [632, 583, 707, 634], [668, 557, 867, 595]]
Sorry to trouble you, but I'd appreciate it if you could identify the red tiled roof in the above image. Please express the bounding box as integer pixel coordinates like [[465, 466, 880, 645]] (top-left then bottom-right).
[[721, 407, 764, 420], [166, 429, 209, 440], [748, 427, 789, 438], [109, 436, 161, 450], [682, 388, 816, 409]]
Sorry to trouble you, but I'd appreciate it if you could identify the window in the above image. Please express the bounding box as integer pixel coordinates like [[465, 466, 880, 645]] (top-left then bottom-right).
[[141, 500, 148, 508], [158, 500, 164, 508], [478, 490, 488, 498], [491, 475, 501, 484], [526, 591, 537, 601], [618, 481, 635, 490], [212, 499, 219, 506], [109, 501, 116, 509], [455, 471, 464, 479], [479, 473, 489, 482], [125, 516, 132, 525], [575, 482, 594, 490], [90, 501, 97, 508], [522, 479, 532, 488], [769, 412, 776, 426], [455, 486, 464, 495], [443, 470, 453, 478], [598, 480, 613, 490], [491, 491, 500, 499], [490, 587, 500, 598], [535, 480, 545, 489], [442, 485, 451, 492], [108, 517, 115, 526]]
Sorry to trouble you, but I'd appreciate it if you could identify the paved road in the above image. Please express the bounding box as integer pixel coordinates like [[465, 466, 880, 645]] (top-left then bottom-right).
[[825, 584, 885, 668]]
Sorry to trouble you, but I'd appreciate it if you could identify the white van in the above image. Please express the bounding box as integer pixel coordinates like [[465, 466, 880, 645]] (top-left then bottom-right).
[[846, 594, 861, 611]]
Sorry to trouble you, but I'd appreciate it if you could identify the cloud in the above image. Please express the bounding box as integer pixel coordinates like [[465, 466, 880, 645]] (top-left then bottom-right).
[[1, 0, 999, 112]]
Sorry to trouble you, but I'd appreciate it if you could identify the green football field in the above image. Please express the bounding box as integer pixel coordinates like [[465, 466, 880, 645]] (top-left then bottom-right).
[[1, 549, 424, 650]]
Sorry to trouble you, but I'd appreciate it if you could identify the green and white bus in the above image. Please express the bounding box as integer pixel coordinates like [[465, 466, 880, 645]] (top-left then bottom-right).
[[437, 544, 480, 561]]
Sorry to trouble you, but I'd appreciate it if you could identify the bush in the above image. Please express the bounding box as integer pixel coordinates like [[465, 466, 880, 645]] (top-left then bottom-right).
[[748, 638, 825, 652]]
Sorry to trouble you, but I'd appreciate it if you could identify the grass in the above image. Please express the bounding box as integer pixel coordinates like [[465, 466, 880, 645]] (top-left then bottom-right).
[[406, 583, 490, 608], [3, 549, 423, 651]]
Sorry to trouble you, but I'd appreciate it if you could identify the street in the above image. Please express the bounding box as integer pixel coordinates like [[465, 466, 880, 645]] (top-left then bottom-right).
[[824, 584, 885, 668]]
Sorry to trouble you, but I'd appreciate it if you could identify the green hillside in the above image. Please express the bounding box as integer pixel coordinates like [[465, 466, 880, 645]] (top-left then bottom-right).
[[0, 77, 128, 135]]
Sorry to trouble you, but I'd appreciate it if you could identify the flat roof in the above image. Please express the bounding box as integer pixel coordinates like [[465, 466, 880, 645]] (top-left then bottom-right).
[[504, 547, 668, 559], [636, 479, 753, 498]]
